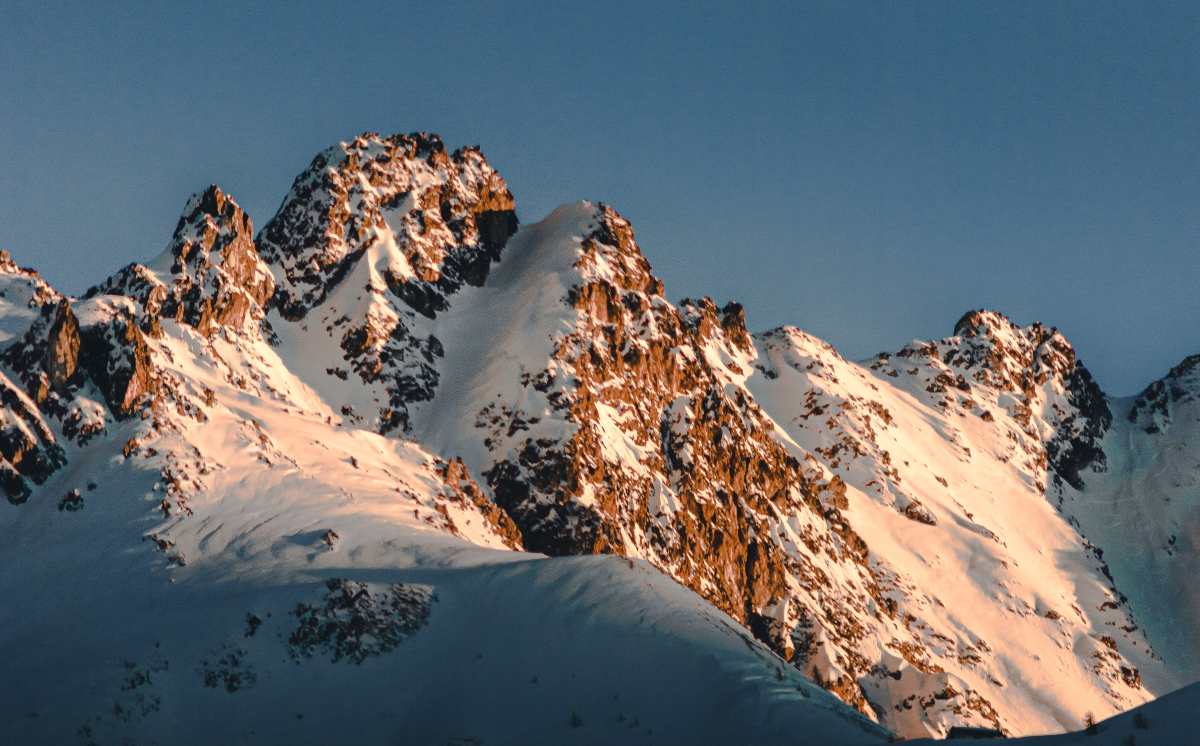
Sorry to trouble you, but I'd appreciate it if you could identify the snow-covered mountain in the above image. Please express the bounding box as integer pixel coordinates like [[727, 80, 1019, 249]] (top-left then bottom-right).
[[0, 131, 1195, 744]]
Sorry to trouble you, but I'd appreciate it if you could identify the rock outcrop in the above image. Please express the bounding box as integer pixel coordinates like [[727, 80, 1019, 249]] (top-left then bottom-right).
[[86, 185, 275, 338], [1127, 353, 1200, 435], [0, 252, 104, 500], [78, 308, 159, 419]]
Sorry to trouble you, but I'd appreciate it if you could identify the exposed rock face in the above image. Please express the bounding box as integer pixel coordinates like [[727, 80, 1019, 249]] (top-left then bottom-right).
[[0, 252, 102, 500], [474, 209, 849, 637], [0, 376, 65, 503], [86, 185, 275, 338], [438, 457, 524, 550], [68, 185, 278, 429], [258, 131, 516, 319], [256, 131, 518, 432], [79, 309, 159, 419], [42, 301, 81, 393], [5, 299, 82, 405], [417, 204, 961, 726], [1128, 353, 1200, 435]]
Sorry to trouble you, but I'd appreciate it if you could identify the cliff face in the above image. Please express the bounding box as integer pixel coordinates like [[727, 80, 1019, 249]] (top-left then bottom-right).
[[0, 251, 105, 502], [0, 131, 1193, 743], [86, 185, 275, 339]]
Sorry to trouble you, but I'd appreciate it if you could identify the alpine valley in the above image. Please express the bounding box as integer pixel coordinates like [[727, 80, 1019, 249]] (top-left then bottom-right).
[[1, 132, 1197, 745]]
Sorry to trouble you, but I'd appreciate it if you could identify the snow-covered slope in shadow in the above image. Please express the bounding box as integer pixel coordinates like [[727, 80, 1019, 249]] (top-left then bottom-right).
[[3, 528, 886, 746], [1057, 356, 1200, 678]]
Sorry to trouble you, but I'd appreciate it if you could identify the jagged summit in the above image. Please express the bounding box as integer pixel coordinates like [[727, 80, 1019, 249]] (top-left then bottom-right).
[[0, 249, 33, 276], [881, 307, 1103, 437], [890, 307, 1112, 491], [85, 184, 274, 338], [250, 132, 520, 433], [948, 308, 1084, 391], [256, 131, 517, 320]]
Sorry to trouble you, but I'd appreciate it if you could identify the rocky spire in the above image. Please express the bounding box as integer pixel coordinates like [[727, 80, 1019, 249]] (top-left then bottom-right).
[[256, 131, 517, 321], [434, 202, 888, 716], [0, 255, 80, 500], [253, 132, 519, 433], [86, 185, 275, 338]]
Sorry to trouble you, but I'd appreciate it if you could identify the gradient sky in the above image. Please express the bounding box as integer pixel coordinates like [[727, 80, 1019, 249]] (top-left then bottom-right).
[[2, 1, 1196, 394]]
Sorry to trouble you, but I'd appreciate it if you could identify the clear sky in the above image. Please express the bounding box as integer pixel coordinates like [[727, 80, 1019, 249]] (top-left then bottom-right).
[[2, 1, 1196, 394]]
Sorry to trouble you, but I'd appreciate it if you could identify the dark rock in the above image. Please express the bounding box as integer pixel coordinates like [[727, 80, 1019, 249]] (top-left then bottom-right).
[[57, 488, 83, 512], [42, 301, 80, 393], [79, 311, 159, 419], [287, 578, 434, 664]]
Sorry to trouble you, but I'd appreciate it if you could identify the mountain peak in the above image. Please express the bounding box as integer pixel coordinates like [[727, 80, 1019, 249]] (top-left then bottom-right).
[[251, 133, 519, 433], [953, 308, 1015, 337], [947, 308, 1080, 393], [86, 185, 273, 338], [878, 308, 1111, 492], [186, 184, 246, 226], [257, 131, 516, 320], [0, 249, 20, 275]]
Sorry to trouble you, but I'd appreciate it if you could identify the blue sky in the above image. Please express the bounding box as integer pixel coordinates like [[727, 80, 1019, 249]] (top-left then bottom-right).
[[2, 1, 1196, 394]]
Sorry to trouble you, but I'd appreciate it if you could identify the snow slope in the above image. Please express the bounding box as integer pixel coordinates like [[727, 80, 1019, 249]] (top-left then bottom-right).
[[745, 325, 1168, 736], [4, 490, 884, 745]]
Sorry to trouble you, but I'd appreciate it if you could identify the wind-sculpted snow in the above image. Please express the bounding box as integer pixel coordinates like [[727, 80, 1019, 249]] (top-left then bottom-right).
[[0, 131, 1196, 744]]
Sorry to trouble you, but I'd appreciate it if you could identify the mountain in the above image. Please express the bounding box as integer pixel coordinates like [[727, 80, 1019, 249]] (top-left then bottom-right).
[[0, 131, 1195, 744]]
